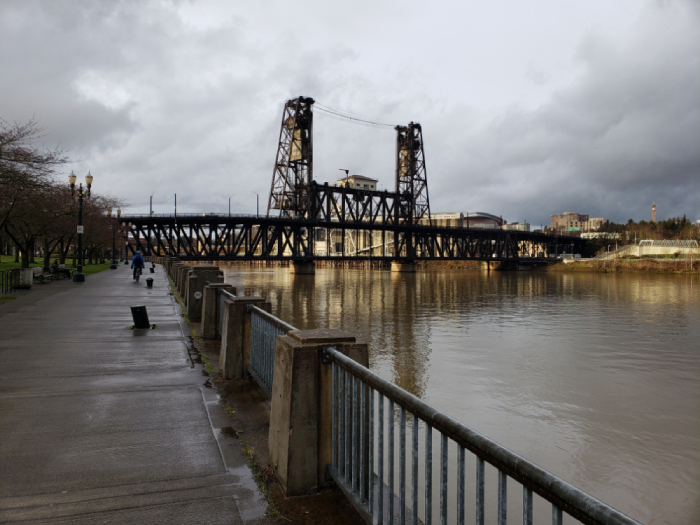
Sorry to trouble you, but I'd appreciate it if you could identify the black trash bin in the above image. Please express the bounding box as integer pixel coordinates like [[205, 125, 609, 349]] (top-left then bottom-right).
[[146, 277, 154, 288], [130, 306, 150, 328]]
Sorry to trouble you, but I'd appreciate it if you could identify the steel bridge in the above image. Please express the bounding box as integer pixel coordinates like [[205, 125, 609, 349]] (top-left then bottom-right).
[[119, 96, 586, 264]]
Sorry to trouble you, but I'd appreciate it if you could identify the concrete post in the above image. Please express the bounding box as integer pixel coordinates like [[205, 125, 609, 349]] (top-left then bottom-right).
[[201, 283, 236, 340], [220, 296, 270, 380], [165, 257, 178, 276], [269, 329, 368, 497], [177, 264, 189, 298], [186, 265, 224, 321]]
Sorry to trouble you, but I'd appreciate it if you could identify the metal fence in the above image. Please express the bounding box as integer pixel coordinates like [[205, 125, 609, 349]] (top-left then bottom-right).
[[248, 305, 297, 398], [326, 347, 640, 525], [1, 269, 16, 295]]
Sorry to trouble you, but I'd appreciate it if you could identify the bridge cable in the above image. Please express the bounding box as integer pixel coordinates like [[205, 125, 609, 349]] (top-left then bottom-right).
[[314, 102, 397, 129]]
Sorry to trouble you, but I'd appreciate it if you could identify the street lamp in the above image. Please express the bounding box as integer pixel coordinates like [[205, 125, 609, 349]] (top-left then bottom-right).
[[251, 191, 259, 217], [109, 208, 121, 269], [229, 194, 235, 217], [69, 171, 93, 282]]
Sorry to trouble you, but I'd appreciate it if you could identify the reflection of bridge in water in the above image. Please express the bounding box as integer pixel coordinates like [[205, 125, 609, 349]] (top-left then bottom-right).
[[121, 96, 585, 266]]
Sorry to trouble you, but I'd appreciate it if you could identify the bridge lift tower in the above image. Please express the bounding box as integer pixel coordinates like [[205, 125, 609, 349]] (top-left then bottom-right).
[[266, 96, 432, 258], [267, 97, 314, 218]]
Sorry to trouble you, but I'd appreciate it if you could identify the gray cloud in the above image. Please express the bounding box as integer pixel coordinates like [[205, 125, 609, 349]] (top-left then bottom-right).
[[1, 0, 697, 224]]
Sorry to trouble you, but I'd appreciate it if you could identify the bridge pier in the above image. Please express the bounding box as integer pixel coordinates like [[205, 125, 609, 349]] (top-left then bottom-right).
[[481, 261, 518, 271], [290, 261, 315, 275], [391, 261, 416, 273]]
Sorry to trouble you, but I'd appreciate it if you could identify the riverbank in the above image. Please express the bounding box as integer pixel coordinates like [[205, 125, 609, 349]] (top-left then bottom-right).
[[548, 258, 699, 274]]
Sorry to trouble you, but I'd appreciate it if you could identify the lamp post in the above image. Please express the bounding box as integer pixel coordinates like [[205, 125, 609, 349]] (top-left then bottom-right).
[[251, 191, 259, 217], [69, 171, 93, 282], [110, 208, 121, 269], [228, 194, 235, 217]]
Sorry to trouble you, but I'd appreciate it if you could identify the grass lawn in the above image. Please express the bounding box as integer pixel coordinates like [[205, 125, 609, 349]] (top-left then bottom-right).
[[0, 257, 112, 276], [81, 263, 113, 276], [0, 296, 18, 306]]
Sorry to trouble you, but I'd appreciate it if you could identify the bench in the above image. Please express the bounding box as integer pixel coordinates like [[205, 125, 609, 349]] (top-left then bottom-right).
[[32, 267, 56, 284], [49, 265, 74, 280]]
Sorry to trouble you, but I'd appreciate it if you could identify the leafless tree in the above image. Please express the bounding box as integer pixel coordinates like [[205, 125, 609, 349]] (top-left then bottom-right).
[[0, 117, 69, 233]]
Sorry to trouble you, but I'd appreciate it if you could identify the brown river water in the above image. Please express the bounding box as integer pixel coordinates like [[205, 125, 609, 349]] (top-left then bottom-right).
[[221, 265, 700, 524]]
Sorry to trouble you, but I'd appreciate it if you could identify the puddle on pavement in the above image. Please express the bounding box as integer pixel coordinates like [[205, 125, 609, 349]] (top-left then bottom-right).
[[220, 426, 239, 438]]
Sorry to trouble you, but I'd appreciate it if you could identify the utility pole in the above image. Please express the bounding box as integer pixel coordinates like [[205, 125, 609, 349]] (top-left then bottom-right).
[[251, 192, 259, 217]]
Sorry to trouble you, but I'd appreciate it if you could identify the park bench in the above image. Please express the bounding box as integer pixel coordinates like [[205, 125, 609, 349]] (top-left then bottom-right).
[[32, 267, 56, 284], [49, 264, 73, 280]]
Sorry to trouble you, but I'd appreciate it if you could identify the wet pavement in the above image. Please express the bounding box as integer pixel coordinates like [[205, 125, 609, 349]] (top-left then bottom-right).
[[0, 264, 271, 524]]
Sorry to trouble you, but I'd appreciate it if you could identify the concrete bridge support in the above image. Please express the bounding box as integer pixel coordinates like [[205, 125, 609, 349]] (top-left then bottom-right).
[[290, 261, 315, 274], [220, 296, 271, 380], [269, 329, 368, 497], [201, 283, 236, 340], [391, 261, 416, 272]]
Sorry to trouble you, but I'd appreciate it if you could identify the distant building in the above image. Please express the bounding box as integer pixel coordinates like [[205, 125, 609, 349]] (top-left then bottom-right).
[[420, 212, 504, 228], [503, 222, 530, 232], [550, 212, 604, 234], [336, 174, 377, 191]]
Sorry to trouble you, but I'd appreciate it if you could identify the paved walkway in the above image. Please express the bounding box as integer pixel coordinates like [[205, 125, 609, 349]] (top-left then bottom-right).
[[0, 264, 269, 524]]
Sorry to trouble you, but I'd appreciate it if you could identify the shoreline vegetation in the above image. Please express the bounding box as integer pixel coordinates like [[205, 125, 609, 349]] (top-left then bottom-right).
[[548, 258, 698, 274], [419, 258, 699, 274]]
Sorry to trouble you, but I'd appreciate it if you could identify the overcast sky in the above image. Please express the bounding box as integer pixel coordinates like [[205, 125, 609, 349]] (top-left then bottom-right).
[[2, 0, 698, 225]]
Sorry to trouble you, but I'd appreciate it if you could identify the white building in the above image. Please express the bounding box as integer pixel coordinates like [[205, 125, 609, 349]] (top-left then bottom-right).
[[336, 174, 378, 191]]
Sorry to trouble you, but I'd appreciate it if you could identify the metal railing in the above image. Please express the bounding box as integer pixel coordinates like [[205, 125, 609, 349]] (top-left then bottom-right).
[[325, 347, 641, 525], [1, 269, 15, 295], [248, 305, 297, 398]]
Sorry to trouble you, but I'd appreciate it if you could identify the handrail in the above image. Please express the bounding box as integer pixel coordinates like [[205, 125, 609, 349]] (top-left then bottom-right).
[[248, 304, 298, 333], [219, 288, 236, 301], [326, 347, 641, 525]]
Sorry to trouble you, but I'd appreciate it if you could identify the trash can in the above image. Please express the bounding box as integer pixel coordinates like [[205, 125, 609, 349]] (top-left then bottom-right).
[[146, 278, 154, 288], [130, 306, 150, 328]]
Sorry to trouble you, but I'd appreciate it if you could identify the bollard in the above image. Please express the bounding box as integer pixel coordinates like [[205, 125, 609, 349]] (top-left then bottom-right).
[[146, 277, 154, 288], [130, 306, 150, 328], [149, 267, 155, 273]]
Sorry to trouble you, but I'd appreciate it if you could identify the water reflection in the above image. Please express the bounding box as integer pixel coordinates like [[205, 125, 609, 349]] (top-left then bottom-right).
[[223, 265, 700, 524]]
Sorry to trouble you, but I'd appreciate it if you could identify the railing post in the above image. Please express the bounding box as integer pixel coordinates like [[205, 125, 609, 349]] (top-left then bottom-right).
[[268, 329, 368, 497], [201, 283, 235, 339], [185, 265, 223, 321], [220, 296, 270, 380]]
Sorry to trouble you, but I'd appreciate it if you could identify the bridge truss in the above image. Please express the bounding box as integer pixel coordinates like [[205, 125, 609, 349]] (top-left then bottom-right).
[[120, 186, 584, 262]]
